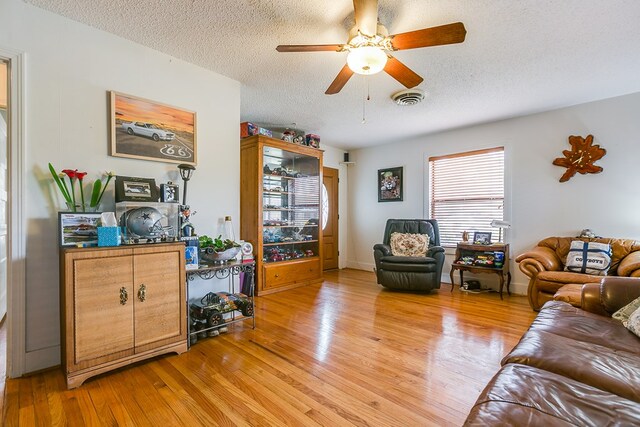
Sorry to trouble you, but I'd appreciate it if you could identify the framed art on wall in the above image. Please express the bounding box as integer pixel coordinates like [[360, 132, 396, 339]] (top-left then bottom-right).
[[378, 167, 403, 202], [109, 91, 197, 165], [58, 212, 103, 247]]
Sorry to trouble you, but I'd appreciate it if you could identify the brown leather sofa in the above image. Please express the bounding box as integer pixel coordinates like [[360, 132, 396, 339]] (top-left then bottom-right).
[[464, 277, 640, 426], [516, 237, 640, 310]]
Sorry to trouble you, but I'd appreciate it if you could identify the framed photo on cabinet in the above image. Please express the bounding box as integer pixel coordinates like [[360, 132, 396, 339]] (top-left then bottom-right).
[[109, 91, 197, 165], [378, 167, 403, 202], [473, 232, 492, 245], [58, 212, 103, 247], [115, 176, 159, 202]]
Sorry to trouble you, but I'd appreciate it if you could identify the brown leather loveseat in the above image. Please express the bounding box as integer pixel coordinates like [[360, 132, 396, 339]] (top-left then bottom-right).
[[464, 277, 640, 425], [516, 237, 640, 310]]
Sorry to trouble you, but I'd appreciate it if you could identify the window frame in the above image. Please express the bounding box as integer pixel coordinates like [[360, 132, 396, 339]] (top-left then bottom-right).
[[427, 147, 506, 248]]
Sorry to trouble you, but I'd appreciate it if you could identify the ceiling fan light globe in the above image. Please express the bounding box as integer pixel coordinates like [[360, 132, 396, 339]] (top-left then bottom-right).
[[347, 46, 387, 75]]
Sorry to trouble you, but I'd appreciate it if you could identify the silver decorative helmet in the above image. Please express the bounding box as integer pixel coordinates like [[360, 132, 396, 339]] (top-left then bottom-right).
[[121, 206, 167, 238]]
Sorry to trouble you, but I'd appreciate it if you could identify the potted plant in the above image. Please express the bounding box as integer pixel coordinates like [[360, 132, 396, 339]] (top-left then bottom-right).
[[49, 163, 115, 212], [199, 235, 241, 263]]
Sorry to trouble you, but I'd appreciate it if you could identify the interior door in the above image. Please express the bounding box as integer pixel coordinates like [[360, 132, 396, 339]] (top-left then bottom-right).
[[322, 167, 339, 270], [0, 59, 8, 319], [133, 247, 185, 352], [73, 255, 134, 367]]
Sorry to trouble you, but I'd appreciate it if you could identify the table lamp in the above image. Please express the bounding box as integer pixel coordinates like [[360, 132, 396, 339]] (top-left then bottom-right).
[[490, 219, 511, 243]]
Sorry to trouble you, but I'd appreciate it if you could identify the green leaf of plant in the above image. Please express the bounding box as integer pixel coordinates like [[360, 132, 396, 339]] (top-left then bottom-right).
[[90, 180, 102, 207], [48, 163, 71, 203]]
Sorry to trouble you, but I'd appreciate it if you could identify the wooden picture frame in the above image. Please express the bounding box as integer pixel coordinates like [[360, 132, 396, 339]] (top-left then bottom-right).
[[378, 167, 403, 202], [58, 212, 103, 247], [473, 232, 492, 245], [115, 176, 159, 202], [109, 91, 197, 165]]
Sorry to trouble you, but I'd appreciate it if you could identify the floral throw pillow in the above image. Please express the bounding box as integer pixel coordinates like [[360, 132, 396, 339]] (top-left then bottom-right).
[[390, 232, 429, 257], [627, 307, 640, 338], [612, 296, 640, 327]]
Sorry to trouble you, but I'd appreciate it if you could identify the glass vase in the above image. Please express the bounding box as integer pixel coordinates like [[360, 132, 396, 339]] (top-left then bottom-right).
[[65, 202, 100, 212]]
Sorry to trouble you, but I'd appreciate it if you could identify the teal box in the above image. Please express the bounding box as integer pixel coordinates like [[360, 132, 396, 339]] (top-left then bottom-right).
[[98, 227, 121, 247]]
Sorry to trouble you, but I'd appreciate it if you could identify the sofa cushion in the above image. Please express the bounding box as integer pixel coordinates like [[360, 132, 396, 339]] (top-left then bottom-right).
[[529, 301, 640, 354], [389, 232, 429, 257], [564, 240, 612, 275], [379, 256, 438, 273], [535, 271, 602, 294], [502, 329, 640, 403], [464, 364, 640, 427]]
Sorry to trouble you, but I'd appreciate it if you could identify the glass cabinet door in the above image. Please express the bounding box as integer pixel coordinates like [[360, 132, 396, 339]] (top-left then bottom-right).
[[262, 146, 320, 264]]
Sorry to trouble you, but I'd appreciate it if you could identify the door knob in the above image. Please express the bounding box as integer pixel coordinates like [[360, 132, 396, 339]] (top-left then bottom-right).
[[138, 284, 147, 302], [119, 287, 128, 305]]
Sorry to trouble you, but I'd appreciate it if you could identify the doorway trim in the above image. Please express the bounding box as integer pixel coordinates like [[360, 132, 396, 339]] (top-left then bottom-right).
[[1, 47, 27, 378], [322, 166, 339, 270]]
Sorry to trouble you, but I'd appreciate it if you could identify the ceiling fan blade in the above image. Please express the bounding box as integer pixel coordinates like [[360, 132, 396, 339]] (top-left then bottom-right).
[[384, 56, 423, 88], [276, 44, 343, 52], [353, 0, 378, 37], [326, 65, 355, 95], [391, 22, 467, 50]]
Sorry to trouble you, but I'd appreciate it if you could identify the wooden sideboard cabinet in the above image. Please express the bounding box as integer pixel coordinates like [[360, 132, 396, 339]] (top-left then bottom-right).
[[60, 243, 187, 388]]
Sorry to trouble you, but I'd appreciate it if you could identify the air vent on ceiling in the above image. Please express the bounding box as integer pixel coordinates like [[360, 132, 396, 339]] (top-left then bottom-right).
[[391, 89, 425, 106]]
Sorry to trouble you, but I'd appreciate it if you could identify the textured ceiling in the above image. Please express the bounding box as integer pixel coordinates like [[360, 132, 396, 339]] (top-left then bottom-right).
[[24, 0, 640, 149]]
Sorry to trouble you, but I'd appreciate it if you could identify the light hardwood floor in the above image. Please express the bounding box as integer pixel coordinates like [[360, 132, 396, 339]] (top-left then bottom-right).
[[2, 269, 536, 426]]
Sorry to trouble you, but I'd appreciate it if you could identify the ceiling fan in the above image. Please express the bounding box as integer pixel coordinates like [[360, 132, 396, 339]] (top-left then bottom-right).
[[276, 0, 466, 95]]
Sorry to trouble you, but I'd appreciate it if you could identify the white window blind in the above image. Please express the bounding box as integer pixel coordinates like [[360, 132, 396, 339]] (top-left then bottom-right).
[[429, 148, 504, 247], [291, 176, 320, 225]]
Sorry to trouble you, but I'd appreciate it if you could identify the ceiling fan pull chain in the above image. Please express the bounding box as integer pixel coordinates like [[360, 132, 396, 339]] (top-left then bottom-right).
[[362, 76, 367, 123]]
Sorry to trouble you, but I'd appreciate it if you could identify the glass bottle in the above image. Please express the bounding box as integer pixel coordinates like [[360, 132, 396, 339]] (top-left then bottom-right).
[[224, 216, 235, 242]]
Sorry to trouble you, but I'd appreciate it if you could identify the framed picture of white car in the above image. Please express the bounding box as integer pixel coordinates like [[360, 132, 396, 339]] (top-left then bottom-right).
[[115, 176, 160, 202], [110, 91, 197, 165]]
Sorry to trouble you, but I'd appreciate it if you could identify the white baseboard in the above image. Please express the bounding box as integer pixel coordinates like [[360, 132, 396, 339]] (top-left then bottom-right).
[[346, 260, 375, 271], [25, 346, 60, 374]]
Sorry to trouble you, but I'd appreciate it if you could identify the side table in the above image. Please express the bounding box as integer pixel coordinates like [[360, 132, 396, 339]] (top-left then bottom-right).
[[450, 242, 511, 299], [186, 259, 256, 346]]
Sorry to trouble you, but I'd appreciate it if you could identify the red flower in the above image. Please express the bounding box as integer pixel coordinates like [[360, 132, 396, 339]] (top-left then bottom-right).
[[62, 169, 77, 179], [76, 172, 88, 180]]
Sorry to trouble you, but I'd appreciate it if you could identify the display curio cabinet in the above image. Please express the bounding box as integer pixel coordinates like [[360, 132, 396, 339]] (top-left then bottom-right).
[[240, 135, 323, 294]]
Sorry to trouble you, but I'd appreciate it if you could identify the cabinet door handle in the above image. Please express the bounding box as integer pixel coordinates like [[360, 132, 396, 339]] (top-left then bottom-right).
[[138, 284, 146, 302], [274, 274, 279, 278], [120, 287, 128, 305]]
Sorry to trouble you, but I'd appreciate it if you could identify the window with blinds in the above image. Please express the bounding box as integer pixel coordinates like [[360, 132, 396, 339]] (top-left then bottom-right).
[[428, 148, 504, 247], [279, 176, 318, 226]]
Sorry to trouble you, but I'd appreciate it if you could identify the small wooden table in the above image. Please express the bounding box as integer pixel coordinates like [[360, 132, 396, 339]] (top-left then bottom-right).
[[450, 242, 511, 299]]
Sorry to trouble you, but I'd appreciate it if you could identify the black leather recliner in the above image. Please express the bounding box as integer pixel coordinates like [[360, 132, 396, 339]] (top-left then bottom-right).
[[373, 219, 445, 292]]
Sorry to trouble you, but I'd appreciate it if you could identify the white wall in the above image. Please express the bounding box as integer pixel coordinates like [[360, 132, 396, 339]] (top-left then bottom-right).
[[347, 91, 640, 295], [1, 0, 241, 372]]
